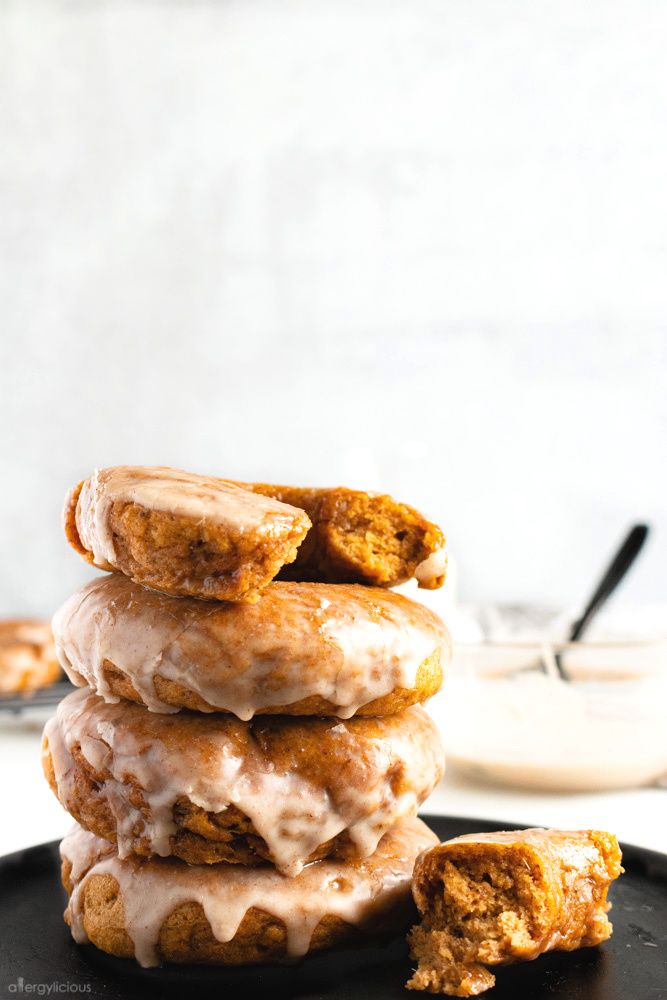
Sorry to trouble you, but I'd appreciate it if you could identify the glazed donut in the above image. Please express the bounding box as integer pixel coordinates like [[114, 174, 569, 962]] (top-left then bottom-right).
[[233, 481, 447, 590], [53, 576, 449, 718], [43, 688, 445, 876], [61, 818, 439, 967], [63, 466, 311, 602], [0, 620, 60, 694]]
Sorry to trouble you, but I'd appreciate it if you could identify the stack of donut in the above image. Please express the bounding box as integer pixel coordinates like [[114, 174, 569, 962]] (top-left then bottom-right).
[[42, 465, 451, 968]]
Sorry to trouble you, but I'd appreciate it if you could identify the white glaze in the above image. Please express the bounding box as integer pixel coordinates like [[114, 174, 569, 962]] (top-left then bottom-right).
[[74, 466, 306, 569], [44, 688, 444, 876], [53, 576, 450, 718], [414, 547, 448, 586], [62, 818, 439, 967]]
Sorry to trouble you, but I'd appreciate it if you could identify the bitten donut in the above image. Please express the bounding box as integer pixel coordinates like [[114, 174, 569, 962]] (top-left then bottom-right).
[[43, 689, 445, 876], [53, 576, 450, 718], [0, 620, 60, 694], [63, 466, 311, 602], [406, 828, 623, 996], [61, 818, 440, 967], [234, 482, 447, 590]]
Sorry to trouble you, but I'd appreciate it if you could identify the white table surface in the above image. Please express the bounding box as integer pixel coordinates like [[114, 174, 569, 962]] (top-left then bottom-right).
[[2, 705, 665, 859]]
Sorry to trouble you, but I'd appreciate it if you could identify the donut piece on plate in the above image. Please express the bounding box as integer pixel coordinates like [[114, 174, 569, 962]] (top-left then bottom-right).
[[63, 466, 311, 602], [406, 828, 623, 996], [43, 689, 445, 876], [53, 576, 450, 718], [235, 482, 447, 590], [60, 818, 439, 967]]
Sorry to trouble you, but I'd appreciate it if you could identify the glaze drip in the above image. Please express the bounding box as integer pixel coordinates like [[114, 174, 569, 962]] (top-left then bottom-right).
[[45, 688, 445, 876], [414, 547, 448, 586], [62, 819, 440, 967]]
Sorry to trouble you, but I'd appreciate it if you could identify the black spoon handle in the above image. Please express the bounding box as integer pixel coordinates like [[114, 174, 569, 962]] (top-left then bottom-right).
[[568, 524, 650, 642]]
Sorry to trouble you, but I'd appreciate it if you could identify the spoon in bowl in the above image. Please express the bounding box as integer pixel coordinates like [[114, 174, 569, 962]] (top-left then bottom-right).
[[517, 523, 650, 681]]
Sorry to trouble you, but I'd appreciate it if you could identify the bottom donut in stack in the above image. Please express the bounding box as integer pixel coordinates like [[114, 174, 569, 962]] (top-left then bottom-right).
[[61, 819, 440, 967]]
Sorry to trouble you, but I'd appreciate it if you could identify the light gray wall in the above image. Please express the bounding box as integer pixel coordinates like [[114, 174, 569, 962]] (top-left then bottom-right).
[[1, 0, 666, 617]]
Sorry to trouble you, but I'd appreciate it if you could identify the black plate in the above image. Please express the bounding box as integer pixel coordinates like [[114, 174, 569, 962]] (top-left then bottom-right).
[[1, 816, 665, 1000]]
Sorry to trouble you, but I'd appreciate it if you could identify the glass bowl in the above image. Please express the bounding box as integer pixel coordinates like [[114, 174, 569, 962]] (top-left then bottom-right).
[[430, 639, 667, 792]]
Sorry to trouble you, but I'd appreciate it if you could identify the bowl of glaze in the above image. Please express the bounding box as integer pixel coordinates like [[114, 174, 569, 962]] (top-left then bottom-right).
[[432, 639, 667, 792]]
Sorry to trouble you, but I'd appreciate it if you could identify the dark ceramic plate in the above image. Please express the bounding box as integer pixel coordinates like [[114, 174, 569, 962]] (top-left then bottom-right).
[[1, 816, 665, 1000]]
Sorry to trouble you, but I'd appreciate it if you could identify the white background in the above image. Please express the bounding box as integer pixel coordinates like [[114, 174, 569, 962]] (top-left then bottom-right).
[[1, 1, 667, 861], [1, 0, 666, 618]]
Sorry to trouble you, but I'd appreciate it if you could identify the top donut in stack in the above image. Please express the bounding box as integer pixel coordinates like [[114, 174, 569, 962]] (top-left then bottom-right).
[[57, 465, 450, 718], [44, 465, 450, 966], [62, 466, 447, 601]]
